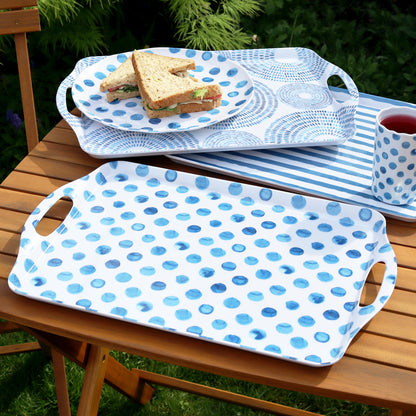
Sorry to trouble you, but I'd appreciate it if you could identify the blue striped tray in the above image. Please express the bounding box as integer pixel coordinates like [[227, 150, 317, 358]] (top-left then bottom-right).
[[170, 89, 416, 221]]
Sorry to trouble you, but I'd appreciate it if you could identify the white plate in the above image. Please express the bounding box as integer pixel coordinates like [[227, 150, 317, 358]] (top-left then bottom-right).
[[71, 47, 254, 133]]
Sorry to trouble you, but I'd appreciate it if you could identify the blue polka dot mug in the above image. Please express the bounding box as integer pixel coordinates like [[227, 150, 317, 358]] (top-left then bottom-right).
[[371, 106, 416, 205]]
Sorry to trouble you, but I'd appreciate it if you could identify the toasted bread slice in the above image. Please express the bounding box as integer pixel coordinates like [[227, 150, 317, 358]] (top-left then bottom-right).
[[100, 52, 197, 103], [100, 56, 139, 102], [132, 50, 222, 118]]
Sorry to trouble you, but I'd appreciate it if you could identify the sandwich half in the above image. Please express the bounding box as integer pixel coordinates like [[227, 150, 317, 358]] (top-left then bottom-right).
[[132, 50, 222, 118], [100, 56, 140, 102], [100, 52, 198, 103]]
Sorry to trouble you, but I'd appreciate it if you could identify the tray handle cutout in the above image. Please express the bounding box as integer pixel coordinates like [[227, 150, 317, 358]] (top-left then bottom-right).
[[349, 243, 397, 337], [325, 64, 359, 108], [19, 185, 77, 251], [56, 55, 105, 132]]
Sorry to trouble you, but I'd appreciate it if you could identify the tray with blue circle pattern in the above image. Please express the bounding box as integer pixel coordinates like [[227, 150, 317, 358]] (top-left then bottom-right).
[[8, 161, 396, 366], [57, 47, 359, 158]]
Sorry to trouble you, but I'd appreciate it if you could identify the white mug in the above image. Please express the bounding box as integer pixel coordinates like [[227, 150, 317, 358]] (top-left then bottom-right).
[[371, 106, 416, 205]]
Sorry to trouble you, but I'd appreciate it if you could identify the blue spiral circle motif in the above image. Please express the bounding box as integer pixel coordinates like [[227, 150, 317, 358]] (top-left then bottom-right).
[[265, 110, 353, 145], [277, 83, 333, 109], [201, 131, 263, 149], [235, 48, 328, 82], [84, 126, 199, 155], [207, 80, 277, 129]]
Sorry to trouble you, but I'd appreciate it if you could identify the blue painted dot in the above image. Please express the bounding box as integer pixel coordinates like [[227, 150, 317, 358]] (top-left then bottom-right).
[[127, 252, 143, 261], [245, 256, 259, 265], [163, 296, 179, 306], [46, 258, 61, 268], [232, 244, 246, 252], [186, 289, 202, 300], [91, 278, 105, 288], [309, 293, 325, 304], [57, 272, 73, 281], [248, 291, 264, 301], [67, 283, 83, 294], [317, 272, 333, 282], [80, 265, 96, 275], [212, 319, 227, 330], [314, 332, 330, 343], [276, 323, 293, 334], [261, 307, 277, 317], [162, 260, 178, 270], [175, 309, 192, 320], [270, 285, 286, 295], [102, 292, 116, 302], [223, 297, 240, 308], [232, 275, 248, 285], [266, 252, 282, 262], [125, 287, 141, 298], [137, 301, 153, 312], [224, 334, 241, 344], [286, 300, 299, 310], [151, 281, 166, 291], [151, 246, 167, 256], [290, 337, 308, 349], [186, 252, 202, 263], [293, 278, 309, 288], [200, 267, 215, 278], [210, 248, 226, 257], [298, 315, 315, 327], [76, 299, 91, 308], [96, 245, 111, 255], [199, 304, 214, 314], [323, 309, 340, 320], [105, 259, 120, 269], [250, 329, 267, 340], [176, 275, 189, 284], [140, 266, 155, 276], [211, 283, 226, 293]]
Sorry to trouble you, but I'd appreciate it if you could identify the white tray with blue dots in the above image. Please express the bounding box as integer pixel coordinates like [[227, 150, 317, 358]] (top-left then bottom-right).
[[8, 161, 397, 366], [57, 47, 359, 158]]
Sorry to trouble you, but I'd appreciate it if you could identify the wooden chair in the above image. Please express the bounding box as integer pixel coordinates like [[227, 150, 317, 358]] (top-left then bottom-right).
[[0, 0, 40, 152], [0, 0, 41, 354]]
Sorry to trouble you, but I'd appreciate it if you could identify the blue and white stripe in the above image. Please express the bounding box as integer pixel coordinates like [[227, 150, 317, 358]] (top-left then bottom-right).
[[171, 90, 416, 221]]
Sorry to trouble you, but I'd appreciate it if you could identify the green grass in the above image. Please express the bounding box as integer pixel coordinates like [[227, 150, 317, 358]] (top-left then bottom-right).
[[0, 331, 389, 415]]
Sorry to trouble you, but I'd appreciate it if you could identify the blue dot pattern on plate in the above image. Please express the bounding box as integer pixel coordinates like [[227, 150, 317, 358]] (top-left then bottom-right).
[[8, 161, 397, 367], [71, 48, 254, 133]]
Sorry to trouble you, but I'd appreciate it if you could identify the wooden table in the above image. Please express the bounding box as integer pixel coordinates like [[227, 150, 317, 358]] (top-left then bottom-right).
[[1, 112, 415, 416]]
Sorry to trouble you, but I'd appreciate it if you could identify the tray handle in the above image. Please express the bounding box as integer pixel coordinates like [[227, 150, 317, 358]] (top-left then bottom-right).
[[350, 242, 397, 335], [56, 56, 105, 131], [19, 184, 77, 252], [325, 64, 359, 108]]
